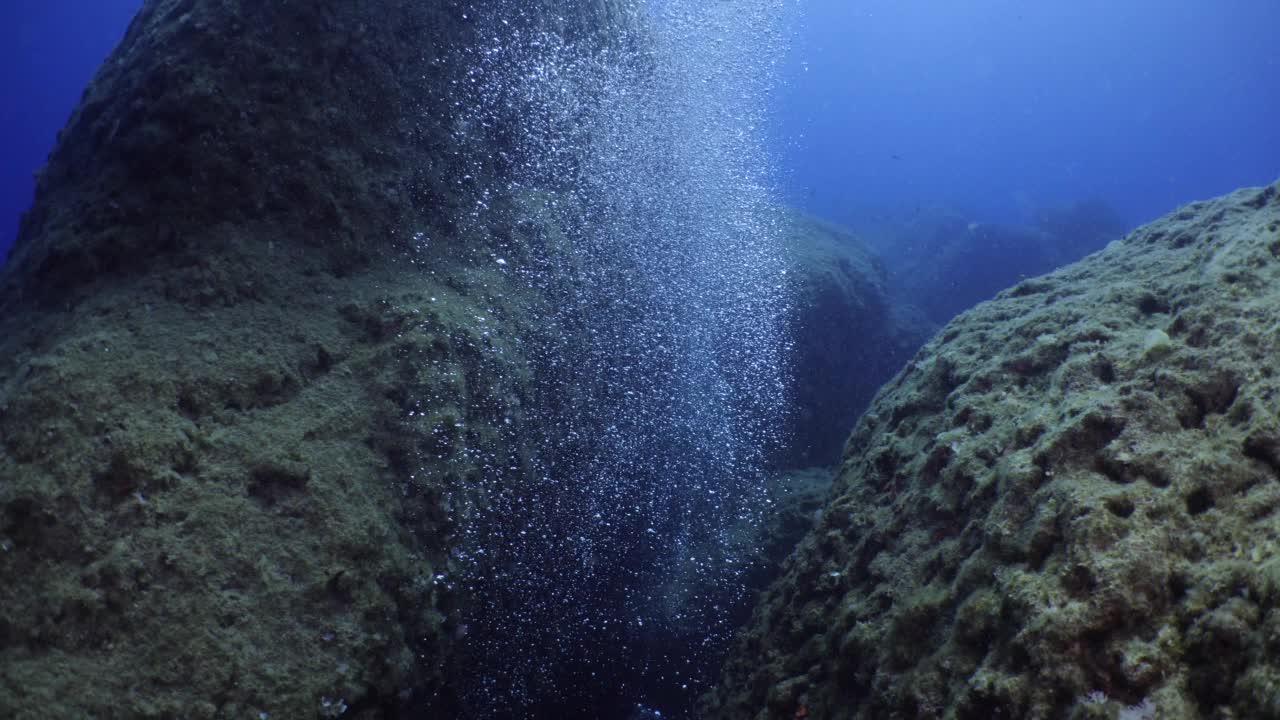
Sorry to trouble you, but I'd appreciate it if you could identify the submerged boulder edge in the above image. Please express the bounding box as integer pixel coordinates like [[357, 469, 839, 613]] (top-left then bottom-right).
[[705, 181, 1280, 720], [0, 0, 631, 717]]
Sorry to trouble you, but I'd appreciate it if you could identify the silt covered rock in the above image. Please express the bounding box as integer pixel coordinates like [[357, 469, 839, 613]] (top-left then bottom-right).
[[706, 181, 1280, 720]]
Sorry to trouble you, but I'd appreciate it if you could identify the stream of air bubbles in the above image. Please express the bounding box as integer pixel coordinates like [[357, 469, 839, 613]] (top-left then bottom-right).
[[438, 1, 793, 716]]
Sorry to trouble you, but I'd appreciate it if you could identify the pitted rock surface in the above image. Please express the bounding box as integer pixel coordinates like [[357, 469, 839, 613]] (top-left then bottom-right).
[[705, 181, 1280, 720]]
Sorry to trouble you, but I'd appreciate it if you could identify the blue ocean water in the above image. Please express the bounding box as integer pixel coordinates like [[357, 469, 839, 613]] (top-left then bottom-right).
[[0, 0, 140, 263], [772, 0, 1280, 229]]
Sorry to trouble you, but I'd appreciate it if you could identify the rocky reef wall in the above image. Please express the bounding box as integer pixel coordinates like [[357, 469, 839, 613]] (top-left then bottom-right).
[[705, 181, 1280, 719], [3, 0, 633, 305], [0, 1, 626, 717], [8, 0, 454, 302]]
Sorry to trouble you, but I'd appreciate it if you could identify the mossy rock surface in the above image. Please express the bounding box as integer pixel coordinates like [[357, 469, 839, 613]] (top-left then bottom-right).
[[705, 181, 1280, 720], [0, 0, 582, 716], [0, 237, 545, 717]]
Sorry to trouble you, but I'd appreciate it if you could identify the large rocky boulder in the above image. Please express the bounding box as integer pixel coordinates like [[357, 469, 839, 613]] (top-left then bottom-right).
[[0, 1, 619, 717], [705, 181, 1280, 719]]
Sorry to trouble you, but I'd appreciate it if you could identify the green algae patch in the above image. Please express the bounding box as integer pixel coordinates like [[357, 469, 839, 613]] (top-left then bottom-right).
[[1141, 328, 1174, 360], [705, 181, 1280, 720], [0, 242, 542, 717]]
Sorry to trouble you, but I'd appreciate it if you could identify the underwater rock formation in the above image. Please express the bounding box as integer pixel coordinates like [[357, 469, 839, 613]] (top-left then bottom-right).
[[782, 211, 932, 466], [0, 0, 626, 716], [0, 0, 881, 717], [705, 181, 1280, 719], [865, 200, 1128, 325]]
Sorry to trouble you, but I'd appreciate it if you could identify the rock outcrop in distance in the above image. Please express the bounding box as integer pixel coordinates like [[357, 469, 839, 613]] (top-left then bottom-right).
[[863, 199, 1128, 326], [782, 210, 933, 467], [705, 181, 1280, 720]]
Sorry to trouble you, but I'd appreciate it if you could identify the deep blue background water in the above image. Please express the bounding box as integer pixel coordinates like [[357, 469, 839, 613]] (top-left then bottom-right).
[[773, 0, 1280, 229], [0, 0, 140, 263]]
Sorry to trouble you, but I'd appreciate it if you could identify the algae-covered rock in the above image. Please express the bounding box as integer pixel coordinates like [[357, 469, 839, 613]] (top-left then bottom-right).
[[705, 181, 1280, 720], [0, 258, 538, 718], [0, 0, 598, 717], [0, 1, 873, 714]]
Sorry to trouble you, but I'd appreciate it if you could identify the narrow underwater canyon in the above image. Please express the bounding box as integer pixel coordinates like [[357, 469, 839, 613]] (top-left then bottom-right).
[[2, 1, 1279, 719]]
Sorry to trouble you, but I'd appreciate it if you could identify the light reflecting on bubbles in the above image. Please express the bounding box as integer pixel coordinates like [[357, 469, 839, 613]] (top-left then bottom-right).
[[437, 0, 794, 716]]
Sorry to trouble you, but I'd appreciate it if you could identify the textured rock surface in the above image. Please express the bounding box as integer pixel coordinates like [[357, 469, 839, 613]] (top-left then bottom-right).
[[0, 253, 535, 718], [706, 181, 1280, 720], [0, 0, 609, 717], [7, 0, 457, 304]]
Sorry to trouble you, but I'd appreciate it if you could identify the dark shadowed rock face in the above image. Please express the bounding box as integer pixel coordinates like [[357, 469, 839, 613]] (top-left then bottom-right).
[[6, 0, 461, 304], [783, 211, 933, 467], [705, 181, 1280, 720], [2, 0, 634, 307]]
